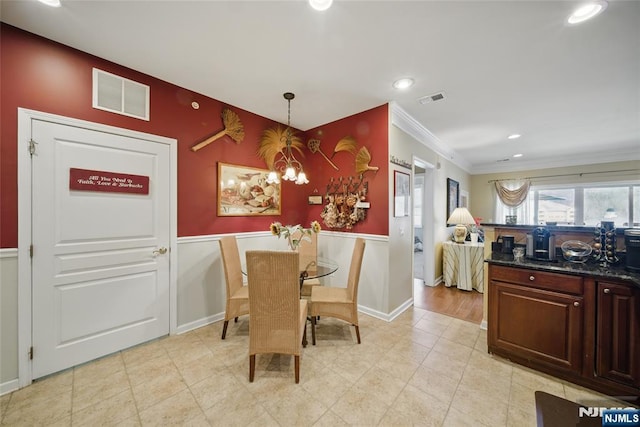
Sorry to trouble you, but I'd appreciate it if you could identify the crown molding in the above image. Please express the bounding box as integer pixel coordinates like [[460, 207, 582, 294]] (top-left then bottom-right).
[[470, 149, 640, 175], [390, 102, 472, 173]]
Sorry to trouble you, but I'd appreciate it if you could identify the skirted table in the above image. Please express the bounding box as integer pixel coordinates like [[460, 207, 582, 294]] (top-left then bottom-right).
[[442, 241, 484, 292]]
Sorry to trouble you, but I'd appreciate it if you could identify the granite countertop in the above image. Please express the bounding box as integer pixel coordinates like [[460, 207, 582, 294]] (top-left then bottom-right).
[[485, 252, 640, 288], [481, 223, 631, 235]]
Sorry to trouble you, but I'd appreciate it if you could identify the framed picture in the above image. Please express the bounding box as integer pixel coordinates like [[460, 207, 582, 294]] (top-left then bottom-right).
[[394, 170, 410, 217], [308, 195, 323, 205], [217, 162, 281, 216], [460, 190, 469, 209], [446, 178, 459, 223]]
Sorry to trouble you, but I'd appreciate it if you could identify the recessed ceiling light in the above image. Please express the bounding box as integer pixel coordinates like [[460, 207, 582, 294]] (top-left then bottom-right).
[[513, 153, 523, 158], [308, 0, 333, 11], [393, 78, 414, 90], [38, 0, 61, 6], [567, 1, 608, 24], [507, 134, 521, 140]]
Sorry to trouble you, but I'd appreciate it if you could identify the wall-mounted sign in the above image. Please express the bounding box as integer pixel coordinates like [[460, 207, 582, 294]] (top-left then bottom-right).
[[69, 168, 150, 194], [390, 155, 412, 170]]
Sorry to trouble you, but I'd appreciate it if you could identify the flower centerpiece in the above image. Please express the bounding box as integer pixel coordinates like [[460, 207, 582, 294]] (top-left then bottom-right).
[[269, 220, 321, 250], [467, 217, 483, 243]]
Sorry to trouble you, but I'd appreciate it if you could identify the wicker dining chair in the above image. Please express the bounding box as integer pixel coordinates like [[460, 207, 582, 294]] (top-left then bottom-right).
[[296, 230, 321, 298], [310, 238, 365, 345], [246, 250, 308, 383], [219, 236, 249, 339]]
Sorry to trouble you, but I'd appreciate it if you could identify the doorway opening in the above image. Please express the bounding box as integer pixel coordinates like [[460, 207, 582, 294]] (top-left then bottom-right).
[[412, 157, 435, 288]]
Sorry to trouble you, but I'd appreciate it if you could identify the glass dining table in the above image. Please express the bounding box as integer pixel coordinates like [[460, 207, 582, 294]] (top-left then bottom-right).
[[298, 256, 339, 287], [241, 256, 339, 288]]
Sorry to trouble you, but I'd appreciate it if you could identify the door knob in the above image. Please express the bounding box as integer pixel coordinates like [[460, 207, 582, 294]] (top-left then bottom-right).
[[153, 247, 168, 256]]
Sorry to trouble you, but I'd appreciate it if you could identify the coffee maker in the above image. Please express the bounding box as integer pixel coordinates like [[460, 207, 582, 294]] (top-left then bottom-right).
[[624, 228, 640, 271], [526, 227, 556, 260]]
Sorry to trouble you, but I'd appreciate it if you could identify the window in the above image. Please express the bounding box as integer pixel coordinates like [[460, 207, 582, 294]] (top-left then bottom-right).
[[493, 181, 532, 224], [584, 186, 630, 227], [537, 188, 575, 225], [635, 186, 640, 225], [495, 182, 639, 226]]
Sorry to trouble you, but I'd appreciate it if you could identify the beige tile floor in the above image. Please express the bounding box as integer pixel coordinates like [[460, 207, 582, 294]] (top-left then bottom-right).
[[0, 307, 622, 426]]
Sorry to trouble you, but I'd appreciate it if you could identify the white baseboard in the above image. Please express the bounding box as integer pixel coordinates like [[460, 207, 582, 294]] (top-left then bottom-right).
[[387, 298, 414, 321], [358, 298, 413, 323], [0, 378, 19, 396], [175, 313, 224, 335], [423, 275, 443, 287], [480, 320, 488, 330]]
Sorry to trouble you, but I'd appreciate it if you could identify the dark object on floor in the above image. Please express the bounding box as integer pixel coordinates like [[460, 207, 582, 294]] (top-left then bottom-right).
[[534, 391, 601, 427]]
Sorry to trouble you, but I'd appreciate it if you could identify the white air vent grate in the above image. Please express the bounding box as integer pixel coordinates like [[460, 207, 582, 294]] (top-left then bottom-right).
[[417, 92, 445, 105], [93, 68, 149, 121]]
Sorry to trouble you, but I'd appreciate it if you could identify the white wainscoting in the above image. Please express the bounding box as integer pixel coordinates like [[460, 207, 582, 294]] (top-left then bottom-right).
[[1, 248, 19, 395], [175, 231, 398, 334], [2, 231, 407, 394]]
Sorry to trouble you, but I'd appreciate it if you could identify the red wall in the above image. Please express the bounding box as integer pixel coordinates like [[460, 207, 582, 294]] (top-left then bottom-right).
[[304, 106, 389, 236], [0, 24, 388, 248]]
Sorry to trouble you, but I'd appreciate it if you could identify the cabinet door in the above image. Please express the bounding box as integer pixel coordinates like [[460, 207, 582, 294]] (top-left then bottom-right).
[[596, 281, 640, 388], [489, 281, 584, 373]]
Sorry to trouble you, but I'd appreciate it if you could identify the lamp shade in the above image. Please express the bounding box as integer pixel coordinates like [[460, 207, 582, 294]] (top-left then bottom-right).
[[447, 207, 475, 226]]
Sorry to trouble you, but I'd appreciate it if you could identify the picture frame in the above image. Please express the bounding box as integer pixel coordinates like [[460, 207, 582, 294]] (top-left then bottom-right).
[[446, 178, 459, 223], [308, 194, 323, 205], [217, 162, 281, 216], [394, 170, 410, 217], [460, 190, 469, 209]]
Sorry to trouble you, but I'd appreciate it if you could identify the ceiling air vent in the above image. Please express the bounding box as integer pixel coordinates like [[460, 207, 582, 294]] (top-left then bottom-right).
[[417, 91, 445, 105], [92, 68, 150, 121]]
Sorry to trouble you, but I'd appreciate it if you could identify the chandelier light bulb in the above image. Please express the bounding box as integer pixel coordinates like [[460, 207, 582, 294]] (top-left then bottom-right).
[[268, 92, 309, 184], [266, 171, 280, 184], [284, 166, 297, 181], [296, 171, 308, 185]]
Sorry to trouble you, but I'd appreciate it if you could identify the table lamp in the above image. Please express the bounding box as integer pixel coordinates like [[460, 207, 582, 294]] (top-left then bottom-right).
[[447, 207, 475, 243]]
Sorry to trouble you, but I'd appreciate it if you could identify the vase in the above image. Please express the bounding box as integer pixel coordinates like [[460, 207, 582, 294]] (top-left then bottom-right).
[[287, 235, 298, 251]]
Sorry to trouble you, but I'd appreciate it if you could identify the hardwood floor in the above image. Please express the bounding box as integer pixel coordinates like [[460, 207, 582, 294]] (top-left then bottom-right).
[[413, 280, 484, 324]]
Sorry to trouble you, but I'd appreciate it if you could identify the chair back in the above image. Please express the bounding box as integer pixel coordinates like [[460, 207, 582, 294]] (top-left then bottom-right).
[[219, 236, 244, 296], [246, 250, 301, 356], [346, 238, 366, 302], [297, 230, 318, 275]]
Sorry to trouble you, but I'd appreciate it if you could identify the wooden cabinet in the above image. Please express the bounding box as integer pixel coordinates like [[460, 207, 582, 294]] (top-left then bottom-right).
[[488, 263, 640, 397], [596, 280, 640, 388], [488, 265, 584, 373]]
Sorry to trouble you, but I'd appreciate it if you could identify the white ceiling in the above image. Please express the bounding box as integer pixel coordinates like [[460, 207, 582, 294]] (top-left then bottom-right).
[[2, 0, 639, 174]]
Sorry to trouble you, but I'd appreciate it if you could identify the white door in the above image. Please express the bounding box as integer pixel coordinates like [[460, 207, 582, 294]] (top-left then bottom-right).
[[30, 119, 171, 379]]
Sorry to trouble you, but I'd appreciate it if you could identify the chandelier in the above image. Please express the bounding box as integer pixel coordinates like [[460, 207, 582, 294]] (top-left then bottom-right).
[[266, 92, 309, 185]]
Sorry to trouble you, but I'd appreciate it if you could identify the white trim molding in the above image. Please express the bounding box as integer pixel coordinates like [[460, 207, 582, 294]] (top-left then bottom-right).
[[0, 248, 18, 258], [390, 102, 472, 173], [17, 108, 178, 389]]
